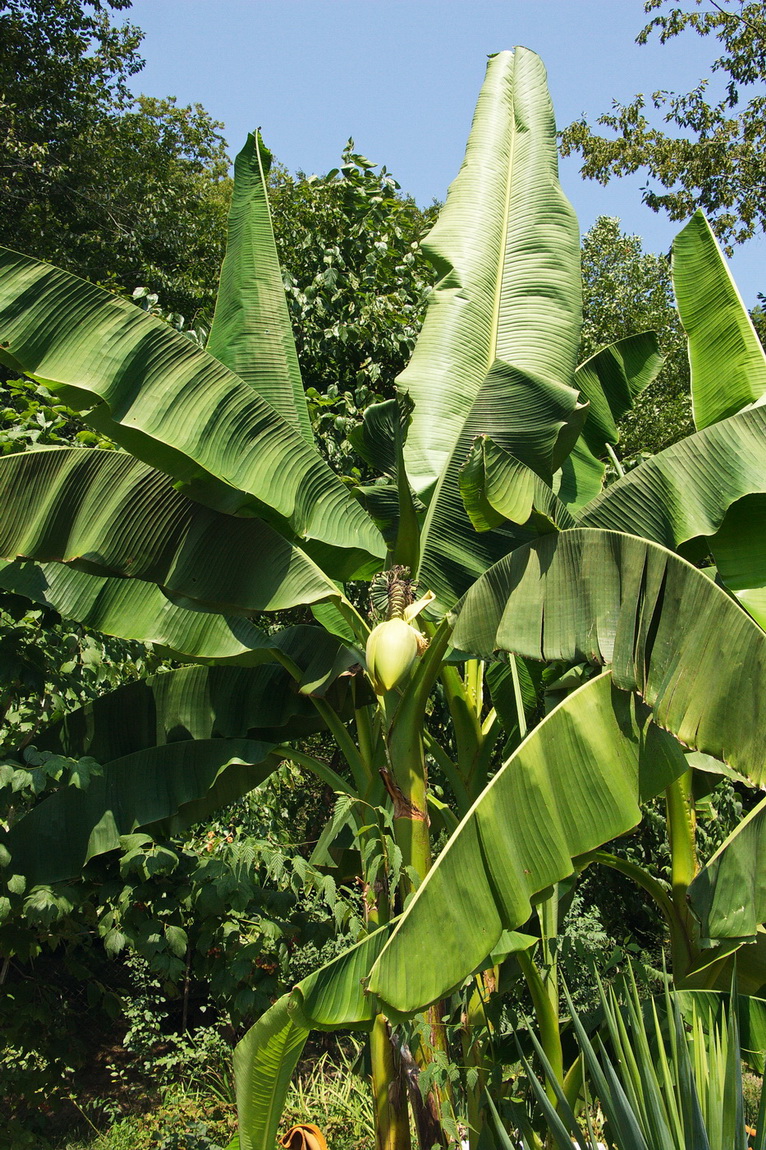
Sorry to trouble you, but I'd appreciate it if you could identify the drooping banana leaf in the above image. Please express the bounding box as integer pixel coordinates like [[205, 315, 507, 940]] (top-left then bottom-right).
[[0, 249, 384, 576], [0, 560, 279, 663], [206, 132, 313, 445], [366, 673, 688, 1013], [577, 406, 766, 622], [394, 49, 583, 608], [672, 210, 766, 430], [235, 923, 394, 1150], [3, 738, 283, 884], [451, 529, 766, 787], [234, 995, 309, 1150], [688, 792, 766, 944], [555, 331, 663, 511], [707, 493, 766, 629], [578, 405, 766, 549], [459, 435, 576, 533], [2, 657, 356, 883], [34, 659, 340, 764], [0, 447, 343, 613]]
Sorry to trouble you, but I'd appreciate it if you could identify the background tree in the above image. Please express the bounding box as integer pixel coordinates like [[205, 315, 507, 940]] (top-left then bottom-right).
[[580, 215, 693, 457], [560, 0, 766, 249], [0, 0, 231, 317], [270, 145, 437, 474]]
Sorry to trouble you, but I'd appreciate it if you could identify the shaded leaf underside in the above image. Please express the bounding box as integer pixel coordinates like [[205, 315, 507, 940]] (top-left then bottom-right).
[[0, 447, 338, 613]]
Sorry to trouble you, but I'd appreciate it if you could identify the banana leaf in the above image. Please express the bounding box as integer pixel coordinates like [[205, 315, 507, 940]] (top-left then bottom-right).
[[555, 331, 663, 511], [0, 447, 342, 613], [234, 995, 309, 1150], [235, 923, 394, 1150], [451, 529, 766, 787], [0, 560, 280, 663], [206, 132, 313, 445], [395, 49, 583, 608], [366, 673, 688, 1013], [689, 792, 766, 943], [672, 210, 766, 430], [0, 249, 384, 576], [459, 435, 576, 533], [578, 406, 766, 547], [2, 657, 356, 884], [707, 492, 766, 628], [3, 738, 283, 884]]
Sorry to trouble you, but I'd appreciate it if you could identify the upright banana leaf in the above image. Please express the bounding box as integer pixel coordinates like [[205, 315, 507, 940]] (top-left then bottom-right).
[[366, 674, 689, 1013], [555, 331, 663, 512], [451, 529, 766, 786], [0, 250, 384, 578], [672, 210, 766, 430], [206, 132, 313, 445], [235, 923, 394, 1150], [0, 447, 344, 613], [395, 48, 583, 608], [688, 792, 766, 943]]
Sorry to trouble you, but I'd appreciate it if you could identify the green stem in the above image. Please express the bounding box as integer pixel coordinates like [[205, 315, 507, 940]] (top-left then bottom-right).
[[423, 730, 471, 814], [584, 849, 695, 977], [272, 746, 356, 796], [605, 441, 625, 478], [665, 770, 699, 980], [516, 949, 563, 1104], [369, 1015, 411, 1150]]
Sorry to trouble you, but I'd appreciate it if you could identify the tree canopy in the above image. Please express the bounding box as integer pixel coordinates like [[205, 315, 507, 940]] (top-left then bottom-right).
[[0, 0, 230, 316], [560, 0, 766, 249]]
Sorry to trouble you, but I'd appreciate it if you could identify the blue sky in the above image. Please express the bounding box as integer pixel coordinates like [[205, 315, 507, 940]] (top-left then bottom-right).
[[126, 0, 763, 305]]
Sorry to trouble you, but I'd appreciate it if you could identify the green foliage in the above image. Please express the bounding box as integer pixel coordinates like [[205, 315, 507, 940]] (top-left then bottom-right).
[[281, 1045, 375, 1150], [270, 143, 437, 474], [560, 0, 766, 248], [580, 216, 692, 457], [0, 1, 230, 317]]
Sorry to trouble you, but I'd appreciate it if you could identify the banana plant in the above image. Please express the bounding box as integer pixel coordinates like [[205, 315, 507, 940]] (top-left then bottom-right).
[[1, 46, 766, 1150]]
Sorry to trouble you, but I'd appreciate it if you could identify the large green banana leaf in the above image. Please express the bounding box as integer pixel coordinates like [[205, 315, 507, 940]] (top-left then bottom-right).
[[450, 529, 766, 787], [206, 132, 313, 445], [37, 656, 344, 763], [0, 250, 384, 576], [688, 792, 766, 944], [459, 434, 576, 533], [234, 995, 309, 1150], [365, 673, 689, 1013], [3, 657, 353, 883], [235, 923, 393, 1150], [3, 738, 283, 885], [707, 494, 766, 628], [0, 560, 281, 663], [578, 406, 766, 551], [672, 211, 766, 430], [0, 447, 342, 613], [456, 336, 664, 535], [390, 49, 582, 608]]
